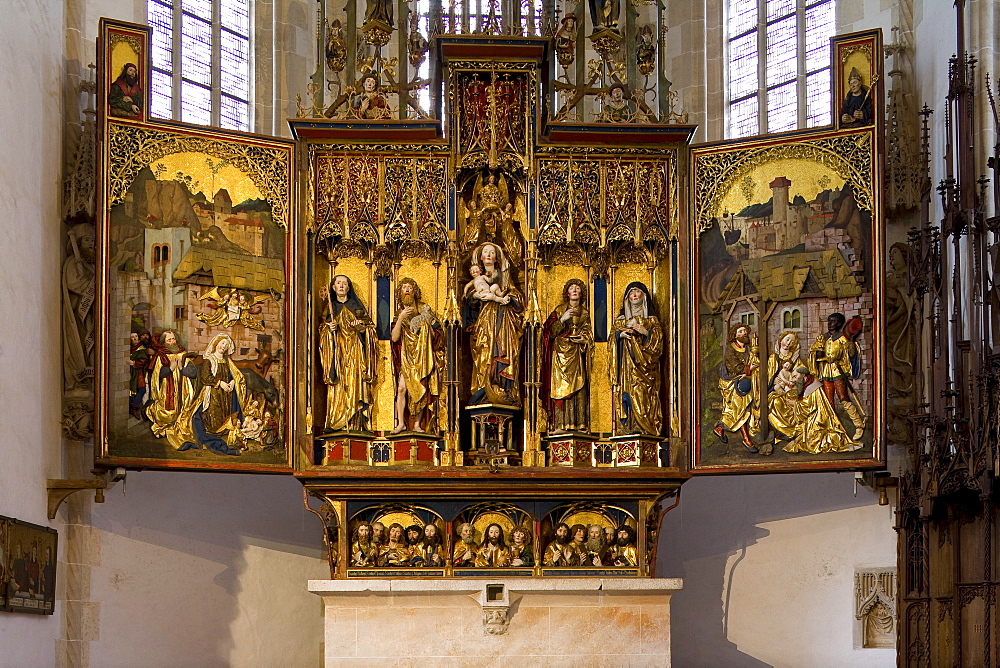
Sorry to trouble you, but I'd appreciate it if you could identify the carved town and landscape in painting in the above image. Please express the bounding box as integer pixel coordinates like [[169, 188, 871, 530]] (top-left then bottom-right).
[[692, 127, 883, 472], [83, 11, 886, 578]]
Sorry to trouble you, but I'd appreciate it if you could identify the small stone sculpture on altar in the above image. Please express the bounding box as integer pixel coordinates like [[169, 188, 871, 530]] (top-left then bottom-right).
[[610, 282, 663, 436], [319, 275, 377, 432]]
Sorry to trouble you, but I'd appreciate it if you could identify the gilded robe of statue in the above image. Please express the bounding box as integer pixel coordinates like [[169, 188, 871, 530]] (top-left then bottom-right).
[[319, 276, 377, 432], [716, 325, 760, 443], [464, 243, 525, 406], [542, 280, 592, 432], [167, 334, 248, 456], [474, 542, 511, 567], [391, 279, 444, 433], [610, 282, 663, 436]]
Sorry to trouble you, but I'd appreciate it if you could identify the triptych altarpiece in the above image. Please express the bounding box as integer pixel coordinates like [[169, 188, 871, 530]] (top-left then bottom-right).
[[91, 17, 883, 577]]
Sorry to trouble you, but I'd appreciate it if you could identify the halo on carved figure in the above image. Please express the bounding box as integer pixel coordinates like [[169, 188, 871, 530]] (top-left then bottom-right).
[[541, 501, 637, 541], [349, 502, 445, 538], [453, 501, 533, 544]]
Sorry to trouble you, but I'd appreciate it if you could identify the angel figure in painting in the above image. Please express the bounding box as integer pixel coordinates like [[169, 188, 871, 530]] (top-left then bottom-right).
[[463, 243, 525, 406], [610, 282, 663, 436], [166, 333, 247, 456], [196, 288, 268, 331], [390, 278, 444, 434], [319, 275, 377, 432], [542, 278, 593, 433], [474, 523, 511, 567]]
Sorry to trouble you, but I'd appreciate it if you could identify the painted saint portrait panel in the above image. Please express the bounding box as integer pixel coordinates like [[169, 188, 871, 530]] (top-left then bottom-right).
[[97, 122, 294, 471], [692, 127, 883, 473], [833, 30, 882, 130], [102, 22, 147, 122]]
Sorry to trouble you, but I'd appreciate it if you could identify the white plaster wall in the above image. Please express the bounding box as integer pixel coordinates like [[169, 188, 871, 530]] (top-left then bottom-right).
[[660, 473, 897, 667], [84, 471, 328, 667], [0, 1, 67, 665]]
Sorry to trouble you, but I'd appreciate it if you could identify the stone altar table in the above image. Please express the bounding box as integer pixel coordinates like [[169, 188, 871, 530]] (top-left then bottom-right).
[[309, 577, 682, 665]]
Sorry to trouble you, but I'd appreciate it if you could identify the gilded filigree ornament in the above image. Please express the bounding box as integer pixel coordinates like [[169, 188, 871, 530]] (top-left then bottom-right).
[[107, 123, 291, 228], [693, 132, 874, 232]]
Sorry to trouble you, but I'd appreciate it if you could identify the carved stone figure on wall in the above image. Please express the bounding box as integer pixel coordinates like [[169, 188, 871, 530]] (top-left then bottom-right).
[[168, 333, 248, 456], [390, 278, 444, 434], [587, 0, 620, 32], [609, 282, 662, 436], [350, 73, 391, 120], [714, 323, 760, 452], [542, 279, 592, 433], [453, 522, 477, 566], [319, 275, 377, 432], [62, 221, 96, 394], [840, 67, 873, 127], [885, 243, 916, 441], [474, 523, 511, 567], [109, 62, 142, 118], [463, 243, 525, 406]]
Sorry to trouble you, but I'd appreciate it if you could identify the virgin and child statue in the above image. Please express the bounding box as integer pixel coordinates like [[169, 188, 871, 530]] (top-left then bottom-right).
[[462, 242, 525, 406]]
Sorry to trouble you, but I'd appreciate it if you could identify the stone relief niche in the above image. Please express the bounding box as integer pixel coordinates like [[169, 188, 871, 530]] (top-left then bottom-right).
[[855, 568, 896, 649]]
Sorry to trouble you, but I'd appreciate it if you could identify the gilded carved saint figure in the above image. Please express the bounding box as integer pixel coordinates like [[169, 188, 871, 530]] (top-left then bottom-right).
[[714, 323, 760, 452], [542, 279, 593, 433], [610, 282, 663, 436], [350, 73, 390, 120], [319, 275, 377, 432], [587, 0, 620, 32], [351, 522, 378, 567], [509, 527, 533, 567], [146, 330, 195, 438], [542, 522, 575, 566], [463, 243, 525, 406], [611, 526, 637, 567], [766, 331, 806, 440], [420, 523, 444, 567], [390, 278, 444, 434], [474, 523, 511, 567], [585, 524, 609, 567], [453, 522, 478, 566], [379, 523, 411, 567], [807, 313, 866, 441]]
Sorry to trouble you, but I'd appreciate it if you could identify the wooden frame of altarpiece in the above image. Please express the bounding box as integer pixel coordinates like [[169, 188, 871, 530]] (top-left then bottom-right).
[[91, 20, 885, 578]]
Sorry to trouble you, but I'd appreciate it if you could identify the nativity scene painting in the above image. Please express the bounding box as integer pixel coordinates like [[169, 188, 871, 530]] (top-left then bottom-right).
[[692, 128, 882, 472], [98, 129, 293, 470]]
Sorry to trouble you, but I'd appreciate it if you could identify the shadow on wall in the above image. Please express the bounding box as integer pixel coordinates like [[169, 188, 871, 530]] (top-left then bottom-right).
[[86, 470, 327, 666], [657, 472, 884, 667]]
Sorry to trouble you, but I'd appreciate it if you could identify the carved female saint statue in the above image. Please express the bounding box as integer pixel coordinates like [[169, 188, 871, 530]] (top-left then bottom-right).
[[462, 243, 525, 406], [542, 278, 593, 432], [319, 274, 377, 431], [609, 282, 663, 436]]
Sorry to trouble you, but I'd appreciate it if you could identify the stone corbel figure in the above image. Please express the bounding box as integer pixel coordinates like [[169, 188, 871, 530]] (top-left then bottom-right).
[[319, 274, 377, 432], [609, 282, 663, 436]]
